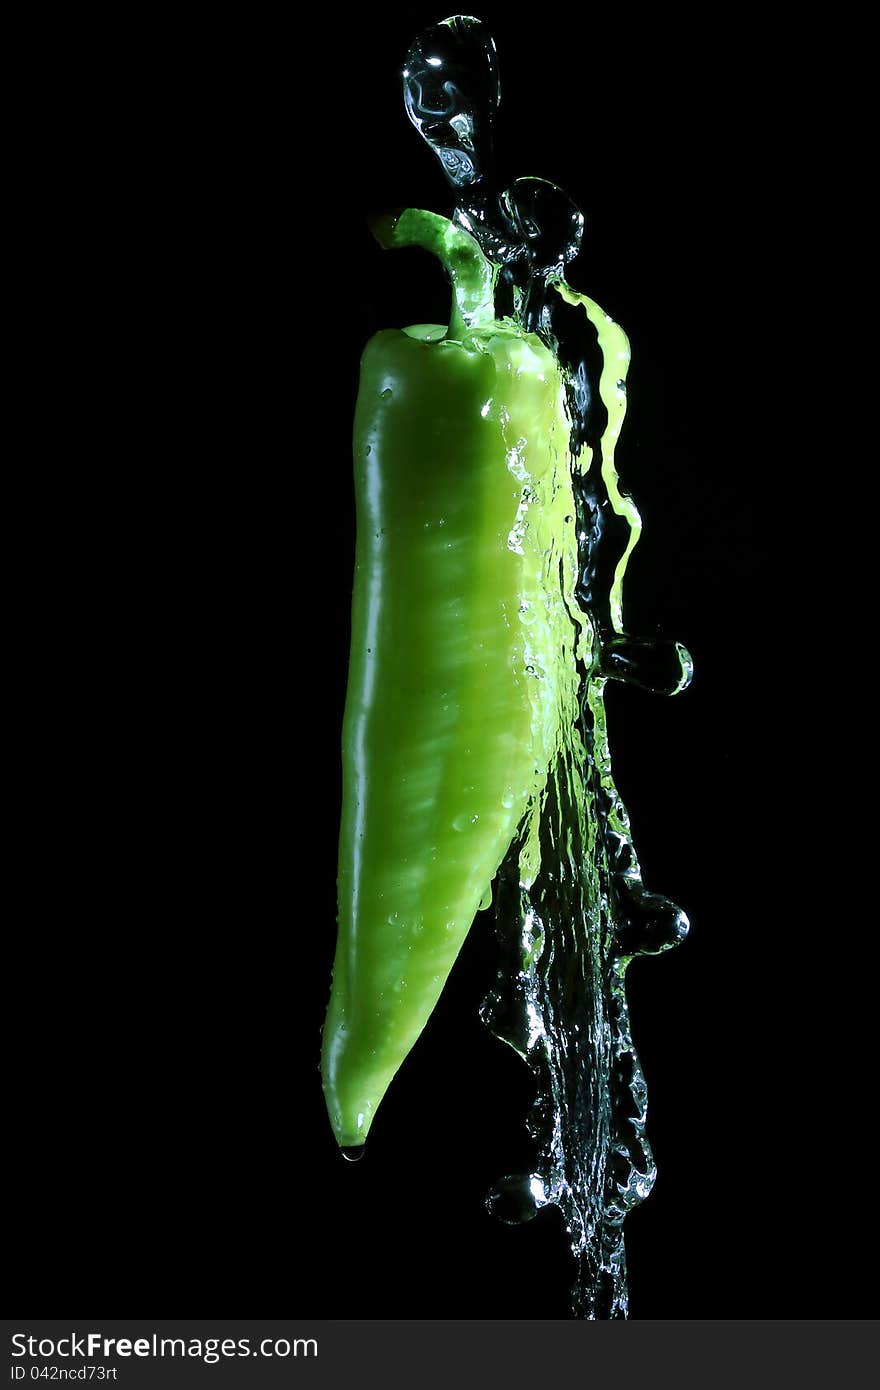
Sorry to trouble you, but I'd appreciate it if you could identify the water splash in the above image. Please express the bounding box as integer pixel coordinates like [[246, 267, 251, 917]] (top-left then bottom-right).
[[405, 16, 692, 1318]]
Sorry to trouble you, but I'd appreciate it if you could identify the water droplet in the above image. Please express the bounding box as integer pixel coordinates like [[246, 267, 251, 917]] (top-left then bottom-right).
[[341, 1145, 365, 1163], [614, 886, 690, 958], [486, 1173, 549, 1224], [601, 633, 693, 696], [380, 387, 393, 400]]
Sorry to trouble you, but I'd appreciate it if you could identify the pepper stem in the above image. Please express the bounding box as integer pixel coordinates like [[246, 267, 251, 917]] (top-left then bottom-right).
[[371, 208, 497, 341]]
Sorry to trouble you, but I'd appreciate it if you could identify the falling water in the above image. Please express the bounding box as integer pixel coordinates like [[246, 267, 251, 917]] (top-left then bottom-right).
[[404, 15, 692, 1318]]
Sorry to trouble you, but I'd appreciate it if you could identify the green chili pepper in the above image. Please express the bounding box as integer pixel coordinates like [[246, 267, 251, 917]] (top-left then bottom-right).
[[322, 209, 582, 1151]]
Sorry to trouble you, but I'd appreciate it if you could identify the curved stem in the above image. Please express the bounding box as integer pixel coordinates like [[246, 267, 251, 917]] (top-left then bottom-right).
[[372, 208, 497, 341]]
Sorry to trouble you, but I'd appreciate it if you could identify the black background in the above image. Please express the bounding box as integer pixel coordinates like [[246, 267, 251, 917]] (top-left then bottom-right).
[[11, 4, 861, 1321]]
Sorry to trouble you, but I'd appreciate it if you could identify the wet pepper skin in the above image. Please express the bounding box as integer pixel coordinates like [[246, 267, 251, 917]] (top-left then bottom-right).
[[322, 213, 575, 1149]]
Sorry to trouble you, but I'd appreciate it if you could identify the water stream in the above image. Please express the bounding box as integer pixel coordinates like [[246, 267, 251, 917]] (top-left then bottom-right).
[[404, 15, 692, 1318]]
